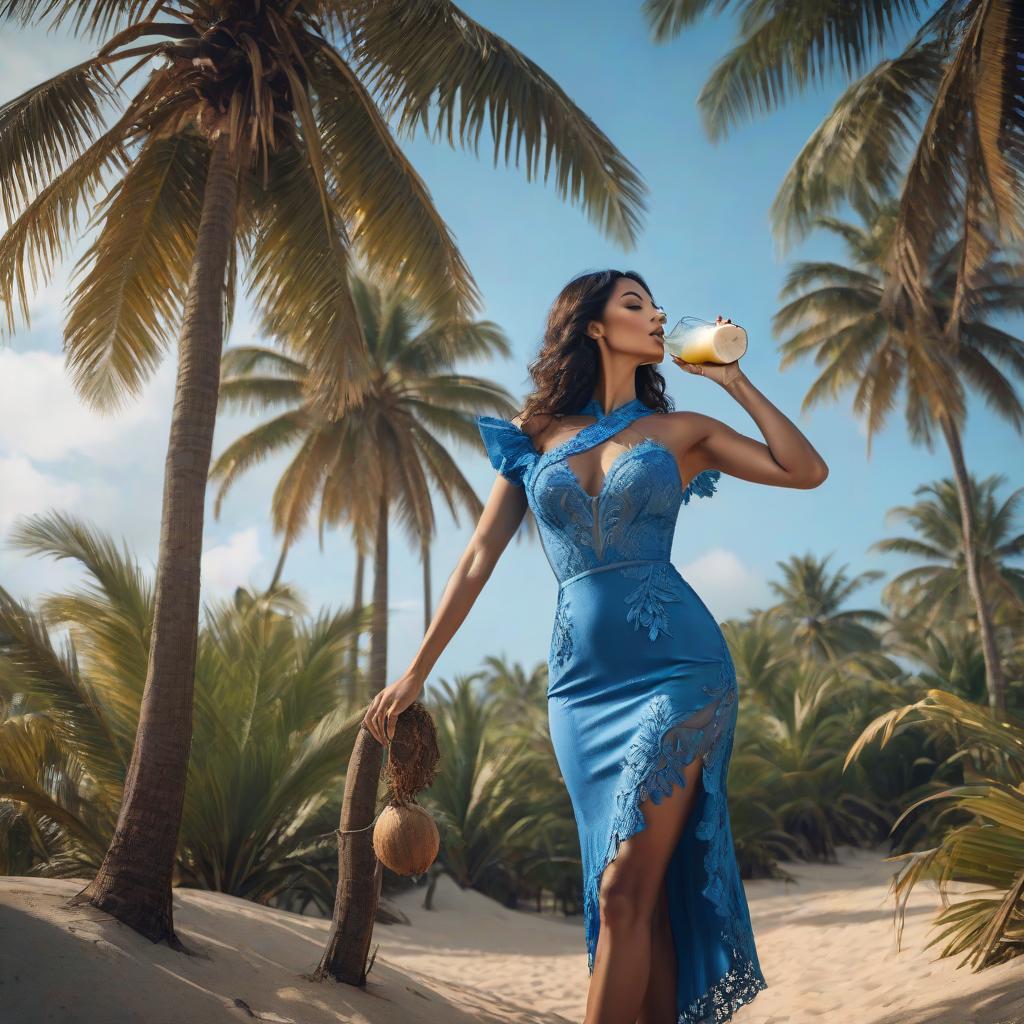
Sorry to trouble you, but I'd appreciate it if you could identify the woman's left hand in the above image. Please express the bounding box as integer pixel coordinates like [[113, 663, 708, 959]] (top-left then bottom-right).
[[670, 316, 745, 387]]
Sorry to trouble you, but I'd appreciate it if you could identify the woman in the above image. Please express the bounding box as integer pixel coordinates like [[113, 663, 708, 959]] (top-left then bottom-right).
[[363, 269, 829, 1024]]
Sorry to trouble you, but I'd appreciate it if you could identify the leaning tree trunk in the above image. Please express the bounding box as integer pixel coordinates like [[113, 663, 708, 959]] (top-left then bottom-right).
[[67, 133, 239, 947], [315, 487, 390, 983], [938, 415, 1006, 713]]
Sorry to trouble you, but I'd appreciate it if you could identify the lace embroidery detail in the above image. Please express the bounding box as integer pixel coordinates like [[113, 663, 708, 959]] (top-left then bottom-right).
[[682, 468, 721, 505], [549, 594, 573, 670], [682, 952, 769, 1023], [621, 561, 682, 641]]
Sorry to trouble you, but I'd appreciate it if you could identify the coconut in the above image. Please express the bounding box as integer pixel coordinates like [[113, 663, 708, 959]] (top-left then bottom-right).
[[372, 800, 440, 876]]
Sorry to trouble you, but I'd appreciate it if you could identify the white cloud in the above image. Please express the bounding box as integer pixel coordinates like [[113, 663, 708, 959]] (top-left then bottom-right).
[[0, 453, 80, 537], [678, 547, 770, 620], [201, 527, 263, 596], [0, 349, 173, 463]]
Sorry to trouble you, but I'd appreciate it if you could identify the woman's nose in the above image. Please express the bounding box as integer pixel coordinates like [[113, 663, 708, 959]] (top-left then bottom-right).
[[654, 308, 667, 324]]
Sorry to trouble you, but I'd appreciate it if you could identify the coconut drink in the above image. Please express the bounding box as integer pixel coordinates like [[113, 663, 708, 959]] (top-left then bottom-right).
[[664, 316, 747, 365]]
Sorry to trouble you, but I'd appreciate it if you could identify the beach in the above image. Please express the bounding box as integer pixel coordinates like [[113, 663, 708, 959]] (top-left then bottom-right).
[[1, 844, 1022, 1023]]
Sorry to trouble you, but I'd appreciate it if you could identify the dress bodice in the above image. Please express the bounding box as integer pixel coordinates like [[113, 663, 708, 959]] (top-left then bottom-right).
[[476, 397, 721, 584]]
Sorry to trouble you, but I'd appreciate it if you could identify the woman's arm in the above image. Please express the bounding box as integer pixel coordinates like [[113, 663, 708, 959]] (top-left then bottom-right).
[[671, 358, 829, 489], [362, 475, 529, 744]]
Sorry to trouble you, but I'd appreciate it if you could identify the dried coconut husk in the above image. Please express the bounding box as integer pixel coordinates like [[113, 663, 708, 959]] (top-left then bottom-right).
[[381, 700, 440, 803]]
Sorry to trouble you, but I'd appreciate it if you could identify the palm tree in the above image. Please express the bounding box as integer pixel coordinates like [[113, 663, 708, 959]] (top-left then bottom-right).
[[773, 199, 1024, 710], [210, 269, 526, 707], [872, 474, 1024, 628], [763, 552, 889, 666], [642, 0, 1024, 323], [0, 1, 646, 945], [0, 511, 364, 913], [210, 268, 537, 981]]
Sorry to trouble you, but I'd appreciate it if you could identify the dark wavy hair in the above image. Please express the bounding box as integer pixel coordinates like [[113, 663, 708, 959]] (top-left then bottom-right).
[[519, 269, 672, 431]]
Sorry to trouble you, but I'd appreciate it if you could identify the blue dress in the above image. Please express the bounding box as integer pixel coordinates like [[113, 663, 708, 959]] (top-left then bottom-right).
[[476, 396, 767, 1024]]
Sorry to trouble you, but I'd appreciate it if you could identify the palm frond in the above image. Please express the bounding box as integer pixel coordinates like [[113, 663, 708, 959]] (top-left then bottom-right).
[[0, 58, 120, 224], [220, 344, 307, 380], [208, 410, 309, 519], [769, 38, 945, 252], [347, 0, 647, 249], [881, 12, 981, 323], [247, 145, 371, 418], [0, 586, 127, 805], [679, 0, 927, 141], [312, 44, 480, 324], [973, 0, 1024, 245], [62, 130, 207, 410], [0, 1, 149, 39]]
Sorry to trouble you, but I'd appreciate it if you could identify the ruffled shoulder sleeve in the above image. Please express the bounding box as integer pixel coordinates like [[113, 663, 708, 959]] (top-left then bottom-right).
[[681, 469, 721, 505], [476, 415, 539, 488]]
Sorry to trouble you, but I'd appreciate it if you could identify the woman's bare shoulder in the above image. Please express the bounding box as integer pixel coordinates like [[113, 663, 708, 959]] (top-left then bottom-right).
[[654, 408, 727, 447]]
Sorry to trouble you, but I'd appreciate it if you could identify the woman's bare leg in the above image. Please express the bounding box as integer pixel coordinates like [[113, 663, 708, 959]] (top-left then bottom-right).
[[636, 879, 677, 1024], [583, 755, 703, 1024]]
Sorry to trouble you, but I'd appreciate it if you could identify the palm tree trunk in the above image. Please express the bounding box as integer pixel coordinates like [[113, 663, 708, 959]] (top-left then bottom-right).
[[350, 548, 365, 704], [422, 536, 432, 634], [268, 540, 289, 591], [67, 133, 238, 946], [938, 415, 1006, 713], [316, 489, 389, 983]]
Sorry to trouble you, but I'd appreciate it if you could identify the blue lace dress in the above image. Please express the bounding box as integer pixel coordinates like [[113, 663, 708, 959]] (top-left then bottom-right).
[[476, 396, 767, 1024]]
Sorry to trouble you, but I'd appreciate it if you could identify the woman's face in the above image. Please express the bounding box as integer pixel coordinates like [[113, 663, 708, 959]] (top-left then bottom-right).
[[587, 277, 666, 363]]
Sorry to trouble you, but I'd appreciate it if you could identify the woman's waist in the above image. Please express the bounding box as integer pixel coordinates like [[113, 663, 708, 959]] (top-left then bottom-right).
[[557, 557, 673, 590]]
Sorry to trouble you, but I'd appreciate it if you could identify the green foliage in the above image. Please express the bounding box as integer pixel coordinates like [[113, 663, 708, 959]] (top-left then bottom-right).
[[0, 512, 363, 914], [0, 0, 649, 416], [847, 690, 1024, 969]]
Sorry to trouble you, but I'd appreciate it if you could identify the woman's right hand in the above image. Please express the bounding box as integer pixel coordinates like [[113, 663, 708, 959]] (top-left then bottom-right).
[[362, 672, 423, 745]]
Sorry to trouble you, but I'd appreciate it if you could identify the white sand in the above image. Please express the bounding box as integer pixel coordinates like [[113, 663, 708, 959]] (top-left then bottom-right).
[[1, 844, 1022, 1023]]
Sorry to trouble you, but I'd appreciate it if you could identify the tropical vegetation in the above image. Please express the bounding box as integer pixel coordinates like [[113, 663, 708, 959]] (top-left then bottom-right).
[[0, 0, 647, 960]]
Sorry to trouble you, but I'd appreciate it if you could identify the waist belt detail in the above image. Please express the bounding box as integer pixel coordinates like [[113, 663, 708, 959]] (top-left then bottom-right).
[[559, 558, 671, 589]]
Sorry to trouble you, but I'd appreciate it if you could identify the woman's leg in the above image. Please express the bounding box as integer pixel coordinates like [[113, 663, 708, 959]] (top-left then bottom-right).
[[583, 754, 704, 1024], [636, 879, 677, 1024]]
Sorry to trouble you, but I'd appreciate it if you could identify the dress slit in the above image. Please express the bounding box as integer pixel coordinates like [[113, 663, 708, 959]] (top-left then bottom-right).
[[582, 658, 768, 1023]]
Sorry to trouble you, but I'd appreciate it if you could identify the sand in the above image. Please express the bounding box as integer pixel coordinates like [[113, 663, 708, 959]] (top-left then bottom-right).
[[1, 844, 1022, 1023]]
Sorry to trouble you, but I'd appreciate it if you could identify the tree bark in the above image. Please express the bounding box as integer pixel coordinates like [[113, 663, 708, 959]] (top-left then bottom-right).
[[938, 415, 1006, 713], [68, 132, 238, 946], [422, 536, 432, 634], [268, 540, 289, 591], [315, 488, 389, 982], [350, 548, 365, 705]]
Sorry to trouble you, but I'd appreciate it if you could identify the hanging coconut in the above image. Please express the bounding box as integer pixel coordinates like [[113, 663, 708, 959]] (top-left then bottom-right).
[[372, 800, 440, 876], [373, 701, 442, 876]]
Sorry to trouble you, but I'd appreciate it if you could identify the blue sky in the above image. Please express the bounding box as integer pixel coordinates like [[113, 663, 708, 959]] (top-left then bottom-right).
[[1, 4, 1020, 696]]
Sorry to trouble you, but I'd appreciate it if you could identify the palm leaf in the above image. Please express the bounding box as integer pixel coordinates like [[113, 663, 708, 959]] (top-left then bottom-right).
[[0, 1, 148, 39], [769, 38, 946, 252], [246, 145, 371, 418], [642, 0, 928, 141], [347, 0, 647, 249], [311, 43, 480, 324], [208, 410, 310, 519], [63, 130, 207, 410], [0, 58, 119, 224]]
